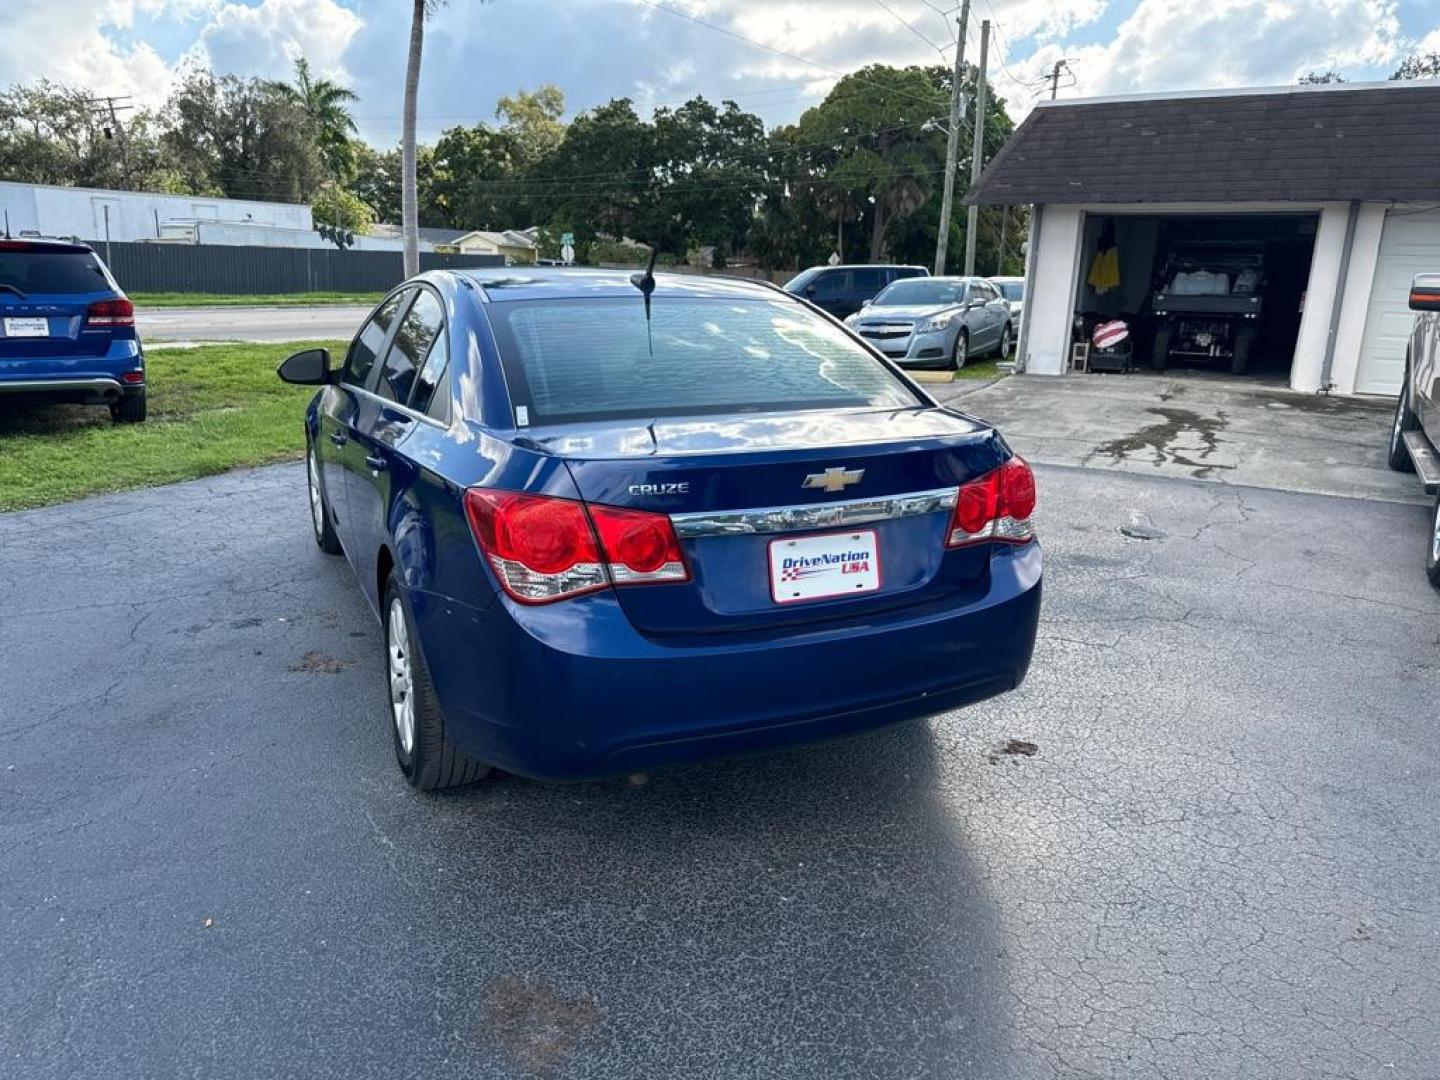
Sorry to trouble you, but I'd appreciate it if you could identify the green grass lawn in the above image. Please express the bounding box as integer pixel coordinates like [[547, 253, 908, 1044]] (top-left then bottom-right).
[[131, 292, 383, 308], [957, 360, 1002, 380], [0, 340, 343, 512]]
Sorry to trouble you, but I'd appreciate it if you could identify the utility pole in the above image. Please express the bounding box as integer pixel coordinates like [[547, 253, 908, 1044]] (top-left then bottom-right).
[[963, 20, 990, 276], [932, 0, 970, 276], [87, 95, 134, 188], [1048, 59, 1070, 100]]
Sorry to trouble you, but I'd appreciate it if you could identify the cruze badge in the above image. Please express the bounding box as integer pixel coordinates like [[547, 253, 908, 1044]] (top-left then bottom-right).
[[628, 482, 690, 496], [803, 467, 865, 493]]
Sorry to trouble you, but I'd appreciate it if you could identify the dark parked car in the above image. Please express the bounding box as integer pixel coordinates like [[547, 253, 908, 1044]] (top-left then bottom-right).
[[783, 264, 929, 319], [0, 238, 145, 422], [280, 268, 1042, 789], [1386, 271, 1440, 587]]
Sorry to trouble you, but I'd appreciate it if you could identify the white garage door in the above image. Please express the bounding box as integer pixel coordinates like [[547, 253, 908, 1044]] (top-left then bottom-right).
[[1355, 209, 1440, 395]]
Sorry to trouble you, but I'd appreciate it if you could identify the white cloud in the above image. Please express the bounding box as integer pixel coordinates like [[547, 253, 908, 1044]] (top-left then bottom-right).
[[0, 0, 176, 106], [1030, 0, 1405, 107], [191, 0, 362, 84]]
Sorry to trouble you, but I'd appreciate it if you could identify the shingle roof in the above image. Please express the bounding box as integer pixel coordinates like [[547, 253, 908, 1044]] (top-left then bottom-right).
[[966, 81, 1440, 206]]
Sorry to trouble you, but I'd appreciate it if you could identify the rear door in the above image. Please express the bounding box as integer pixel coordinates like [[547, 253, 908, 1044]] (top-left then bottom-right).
[[0, 242, 117, 376], [846, 267, 888, 318], [488, 291, 1012, 638]]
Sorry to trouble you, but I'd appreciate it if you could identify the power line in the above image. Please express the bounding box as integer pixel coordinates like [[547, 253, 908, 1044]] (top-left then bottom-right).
[[871, 0, 948, 55]]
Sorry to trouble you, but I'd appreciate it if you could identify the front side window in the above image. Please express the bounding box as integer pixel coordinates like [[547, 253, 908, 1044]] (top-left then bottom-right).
[[809, 271, 850, 299], [489, 296, 922, 425], [343, 291, 407, 387], [377, 289, 444, 405]]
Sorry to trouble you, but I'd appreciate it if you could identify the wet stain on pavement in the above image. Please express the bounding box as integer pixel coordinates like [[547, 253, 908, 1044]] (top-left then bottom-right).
[[1090, 406, 1234, 477], [478, 975, 604, 1076], [287, 651, 349, 674]]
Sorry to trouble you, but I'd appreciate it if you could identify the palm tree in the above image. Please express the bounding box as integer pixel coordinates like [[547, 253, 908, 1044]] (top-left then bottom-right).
[[402, 0, 446, 278], [274, 58, 359, 183]]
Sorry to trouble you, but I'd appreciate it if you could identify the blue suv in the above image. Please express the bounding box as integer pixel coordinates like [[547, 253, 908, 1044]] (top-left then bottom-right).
[[0, 238, 145, 422]]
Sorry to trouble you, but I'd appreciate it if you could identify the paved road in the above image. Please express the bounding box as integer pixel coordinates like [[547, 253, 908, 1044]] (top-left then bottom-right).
[[138, 304, 370, 343], [3, 463, 1438, 1078]]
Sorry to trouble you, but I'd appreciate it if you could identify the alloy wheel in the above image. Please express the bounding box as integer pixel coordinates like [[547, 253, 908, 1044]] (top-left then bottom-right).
[[1000, 325, 1012, 356], [953, 333, 968, 370], [387, 599, 416, 756], [1432, 499, 1440, 568], [307, 448, 325, 541]]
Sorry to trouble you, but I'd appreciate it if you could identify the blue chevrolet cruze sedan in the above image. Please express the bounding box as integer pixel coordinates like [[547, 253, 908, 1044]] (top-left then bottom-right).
[[0, 238, 145, 421], [279, 267, 1042, 788]]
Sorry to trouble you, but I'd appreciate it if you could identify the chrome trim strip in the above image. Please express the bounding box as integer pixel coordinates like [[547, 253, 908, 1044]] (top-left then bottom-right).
[[670, 486, 958, 538], [0, 377, 123, 394]]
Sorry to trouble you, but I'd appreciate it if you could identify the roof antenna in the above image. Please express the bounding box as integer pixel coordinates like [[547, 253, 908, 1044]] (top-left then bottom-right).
[[630, 245, 659, 356]]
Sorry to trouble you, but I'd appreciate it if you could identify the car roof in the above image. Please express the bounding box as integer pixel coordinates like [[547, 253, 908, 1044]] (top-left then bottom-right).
[[808, 264, 928, 272], [456, 266, 783, 303], [988, 276, 1023, 283], [0, 236, 94, 254]]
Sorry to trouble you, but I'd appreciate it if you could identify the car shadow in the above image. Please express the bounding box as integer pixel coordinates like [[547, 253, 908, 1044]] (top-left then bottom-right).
[[404, 721, 1011, 1077]]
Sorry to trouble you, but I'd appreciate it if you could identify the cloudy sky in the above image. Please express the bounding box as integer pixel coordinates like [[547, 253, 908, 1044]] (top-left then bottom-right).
[[2, 0, 1437, 145]]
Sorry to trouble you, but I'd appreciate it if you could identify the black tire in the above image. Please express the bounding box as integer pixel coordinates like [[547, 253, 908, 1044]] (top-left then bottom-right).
[[1230, 327, 1254, 375], [1427, 493, 1440, 591], [1388, 373, 1419, 473], [996, 322, 1013, 358], [111, 391, 146, 424], [382, 571, 491, 791], [950, 329, 969, 371], [306, 441, 343, 555], [1152, 327, 1170, 371]]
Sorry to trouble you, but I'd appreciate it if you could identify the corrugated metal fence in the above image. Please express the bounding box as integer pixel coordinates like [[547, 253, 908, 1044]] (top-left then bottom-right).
[[99, 242, 505, 295]]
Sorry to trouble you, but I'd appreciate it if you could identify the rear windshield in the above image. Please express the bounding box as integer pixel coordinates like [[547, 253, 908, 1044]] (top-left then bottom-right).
[[0, 248, 111, 295], [488, 296, 921, 424]]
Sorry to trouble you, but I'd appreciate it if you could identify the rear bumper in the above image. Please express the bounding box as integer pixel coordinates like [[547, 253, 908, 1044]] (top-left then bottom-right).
[[412, 542, 1042, 780], [0, 340, 144, 404]]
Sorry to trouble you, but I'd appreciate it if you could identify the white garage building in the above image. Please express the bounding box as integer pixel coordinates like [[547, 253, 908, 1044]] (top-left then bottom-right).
[[968, 81, 1440, 397]]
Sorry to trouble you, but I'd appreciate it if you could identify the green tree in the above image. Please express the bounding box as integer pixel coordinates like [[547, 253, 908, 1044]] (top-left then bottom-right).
[[495, 85, 566, 166], [429, 123, 522, 227], [311, 183, 374, 233], [162, 69, 327, 202], [1392, 53, 1440, 80], [271, 58, 359, 181], [1299, 69, 1347, 84]]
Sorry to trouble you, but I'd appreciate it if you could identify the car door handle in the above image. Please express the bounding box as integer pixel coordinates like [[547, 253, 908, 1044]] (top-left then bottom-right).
[[329, 431, 348, 446], [364, 453, 388, 471]]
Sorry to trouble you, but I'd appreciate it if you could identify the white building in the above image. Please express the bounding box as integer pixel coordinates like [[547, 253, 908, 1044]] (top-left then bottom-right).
[[969, 81, 1440, 397]]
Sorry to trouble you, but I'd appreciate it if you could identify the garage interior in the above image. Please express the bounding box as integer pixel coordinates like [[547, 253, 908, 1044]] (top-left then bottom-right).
[[1072, 212, 1318, 380]]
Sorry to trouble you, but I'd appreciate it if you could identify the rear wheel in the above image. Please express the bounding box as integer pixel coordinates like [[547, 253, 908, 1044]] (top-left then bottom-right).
[[307, 442, 343, 554], [1427, 493, 1440, 591], [1152, 327, 1170, 371], [383, 571, 490, 791], [950, 329, 969, 371], [996, 323, 1013, 358], [1230, 326, 1255, 375], [1389, 374, 1419, 473], [111, 391, 146, 424]]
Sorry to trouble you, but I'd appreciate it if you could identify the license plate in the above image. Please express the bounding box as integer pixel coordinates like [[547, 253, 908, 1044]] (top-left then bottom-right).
[[3, 317, 49, 338], [769, 529, 881, 604]]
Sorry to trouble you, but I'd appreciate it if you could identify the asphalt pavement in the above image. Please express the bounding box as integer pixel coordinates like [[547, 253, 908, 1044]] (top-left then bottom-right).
[[138, 304, 371, 343], [3, 463, 1438, 1078]]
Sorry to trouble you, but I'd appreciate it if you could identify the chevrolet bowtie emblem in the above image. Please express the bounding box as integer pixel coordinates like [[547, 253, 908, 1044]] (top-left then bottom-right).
[[803, 466, 865, 493]]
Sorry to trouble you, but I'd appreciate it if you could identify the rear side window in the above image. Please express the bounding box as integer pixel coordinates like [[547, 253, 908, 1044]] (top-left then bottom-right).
[[377, 289, 444, 406], [0, 248, 110, 295], [891, 267, 926, 281], [343, 291, 406, 387], [851, 268, 886, 294], [489, 296, 921, 425], [409, 334, 450, 421], [809, 271, 850, 299]]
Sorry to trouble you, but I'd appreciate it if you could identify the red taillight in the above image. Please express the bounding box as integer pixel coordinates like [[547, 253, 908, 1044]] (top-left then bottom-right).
[[463, 489, 688, 603], [84, 298, 135, 329], [947, 458, 1037, 548], [589, 504, 689, 584]]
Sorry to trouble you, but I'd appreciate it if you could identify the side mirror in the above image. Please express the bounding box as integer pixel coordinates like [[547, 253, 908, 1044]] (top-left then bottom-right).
[[1409, 273, 1440, 312], [860, 299, 872, 309], [277, 347, 333, 385]]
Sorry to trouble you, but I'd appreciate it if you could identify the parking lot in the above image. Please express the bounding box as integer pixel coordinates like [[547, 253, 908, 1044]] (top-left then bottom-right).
[[3, 451, 1437, 1079]]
